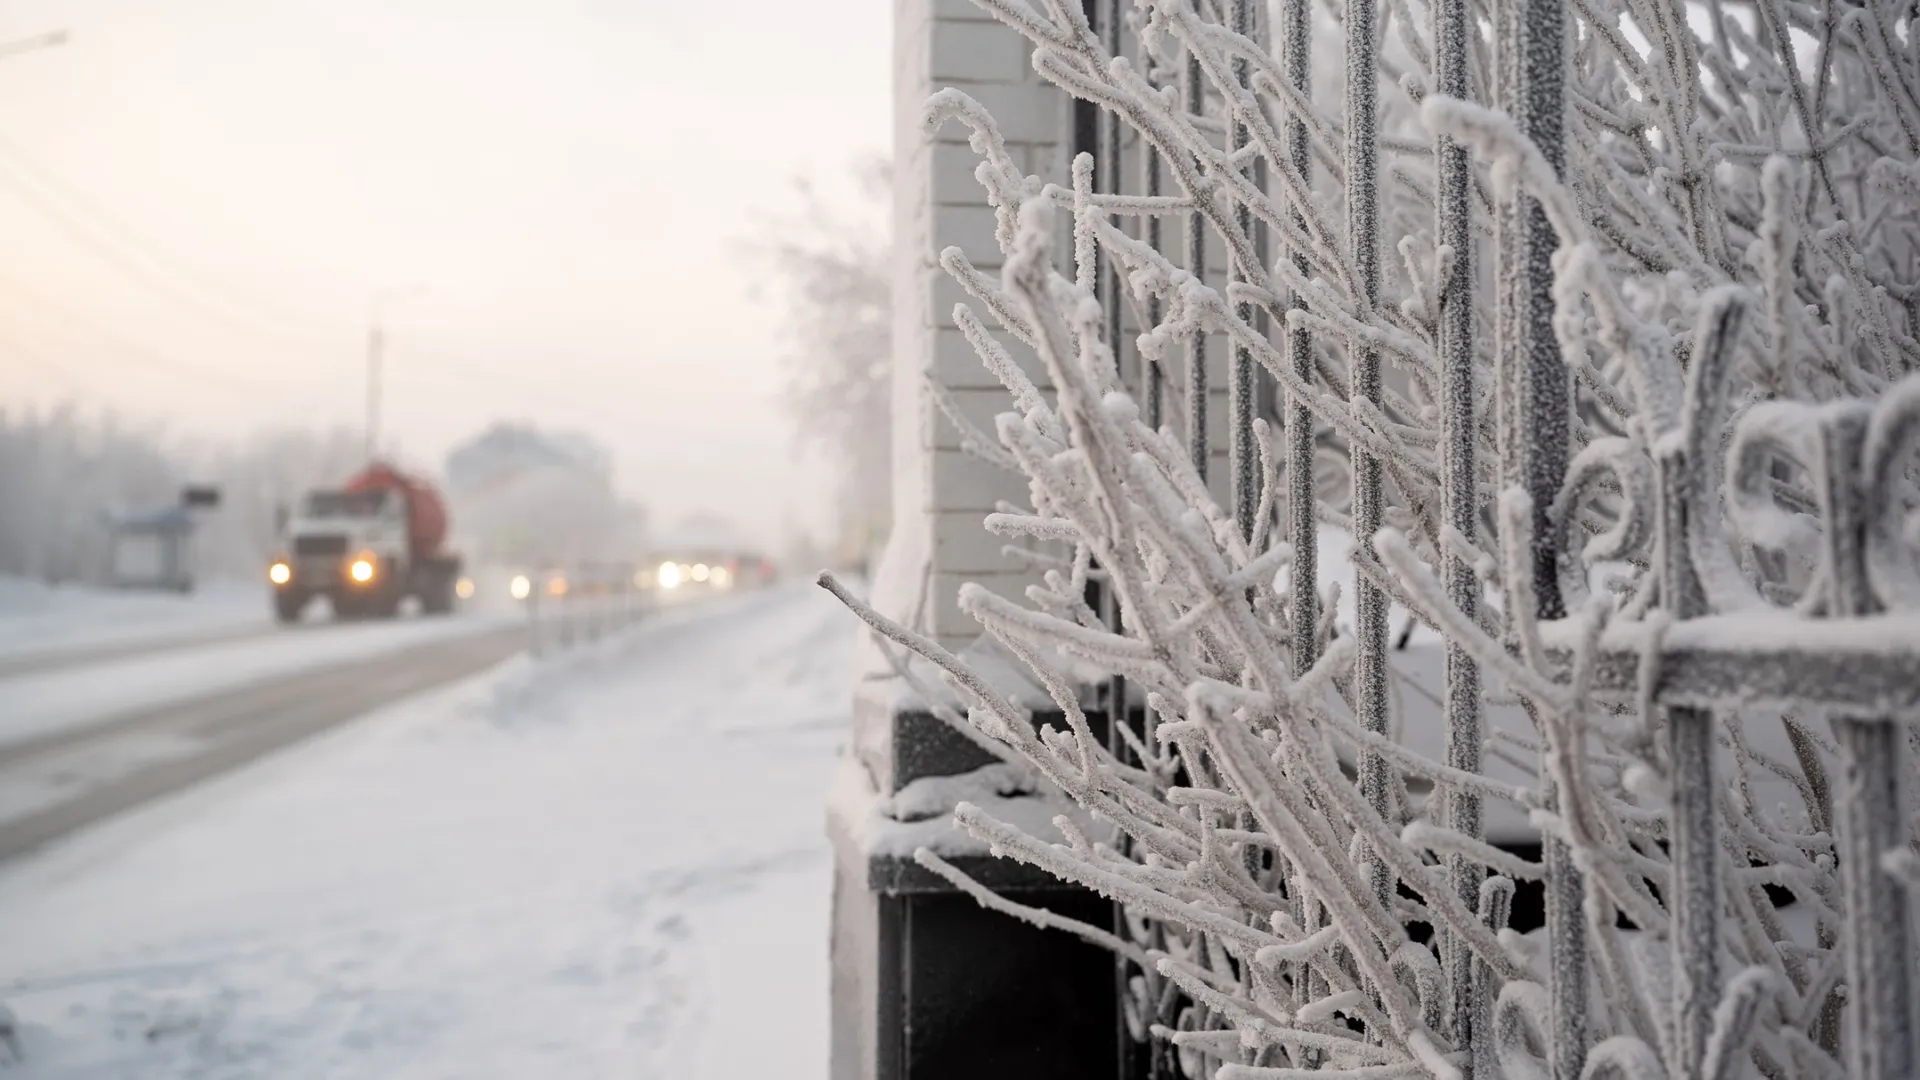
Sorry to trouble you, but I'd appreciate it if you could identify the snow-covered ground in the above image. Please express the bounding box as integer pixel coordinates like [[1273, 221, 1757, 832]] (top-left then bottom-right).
[[0, 612, 520, 753], [0, 581, 851, 1079], [0, 577, 268, 663]]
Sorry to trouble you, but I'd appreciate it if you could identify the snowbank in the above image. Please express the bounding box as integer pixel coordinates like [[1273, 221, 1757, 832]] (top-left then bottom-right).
[[0, 575, 266, 662]]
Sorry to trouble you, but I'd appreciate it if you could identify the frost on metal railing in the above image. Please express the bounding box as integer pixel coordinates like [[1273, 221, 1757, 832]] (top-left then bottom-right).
[[822, 0, 1919, 1075]]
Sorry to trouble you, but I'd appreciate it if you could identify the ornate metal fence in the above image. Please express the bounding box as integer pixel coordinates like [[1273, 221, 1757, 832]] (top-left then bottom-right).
[[828, 0, 1920, 1075]]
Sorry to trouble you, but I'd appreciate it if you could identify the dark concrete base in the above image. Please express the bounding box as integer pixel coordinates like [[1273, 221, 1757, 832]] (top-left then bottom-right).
[[833, 848, 1122, 1080], [832, 695, 1148, 1080]]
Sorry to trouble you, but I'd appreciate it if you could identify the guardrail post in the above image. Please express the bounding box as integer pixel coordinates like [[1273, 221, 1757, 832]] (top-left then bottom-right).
[[527, 588, 543, 659], [579, 568, 595, 641]]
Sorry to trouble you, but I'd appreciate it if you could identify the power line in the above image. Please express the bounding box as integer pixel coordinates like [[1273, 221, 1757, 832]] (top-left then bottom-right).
[[0, 328, 93, 396], [0, 142, 671, 431], [0, 302, 669, 450], [0, 130, 680, 426], [0, 271, 284, 397], [0, 130, 347, 358], [0, 273, 647, 429]]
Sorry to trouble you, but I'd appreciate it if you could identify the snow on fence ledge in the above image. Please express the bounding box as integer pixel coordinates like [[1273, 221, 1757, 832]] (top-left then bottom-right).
[[827, 0, 1920, 1076]]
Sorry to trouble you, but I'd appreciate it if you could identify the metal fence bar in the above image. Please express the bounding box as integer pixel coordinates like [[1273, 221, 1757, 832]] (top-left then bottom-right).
[[1344, 0, 1393, 909], [1133, 29, 1184, 1080], [1142, 46, 1164, 435], [1278, 0, 1322, 1020], [1661, 293, 1747, 1080], [1821, 403, 1919, 1080], [1496, 0, 1583, 1063], [1091, 6, 1144, 1075], [1095, 0, 1127, 759], [1228, 0, 1257, 547], [1835, 717, 1919, 1080], [1184, 46, 1208, 479], [1432, 0, 1483, 1047]]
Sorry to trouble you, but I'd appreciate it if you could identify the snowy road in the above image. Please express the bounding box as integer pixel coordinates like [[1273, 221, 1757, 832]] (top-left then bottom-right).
[[0, 581, 849, 1078], [0, 623, 529, 861], [0, 613, 530, 752], [0, 622, 282, 681]]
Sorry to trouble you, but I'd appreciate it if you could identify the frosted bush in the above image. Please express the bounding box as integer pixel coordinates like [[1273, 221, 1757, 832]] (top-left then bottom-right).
[[823, 0, 1918, 1075]]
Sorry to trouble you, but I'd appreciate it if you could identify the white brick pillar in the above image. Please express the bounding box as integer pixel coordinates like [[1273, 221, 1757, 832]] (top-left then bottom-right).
[[856, 0, 1246, 762], [828, 8, 1130, 1080], [866, 0, 1072, 647]]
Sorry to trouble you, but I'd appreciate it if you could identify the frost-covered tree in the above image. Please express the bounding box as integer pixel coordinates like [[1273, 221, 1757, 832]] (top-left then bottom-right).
[[189, 424, 370, 576], [823, 0, 1920, 1075], [0, 407, 365, 585], [753, 157, 894, 567]]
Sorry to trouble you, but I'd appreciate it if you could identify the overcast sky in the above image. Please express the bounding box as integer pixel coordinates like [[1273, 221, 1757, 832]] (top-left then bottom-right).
[[0, 0, 890, 549]]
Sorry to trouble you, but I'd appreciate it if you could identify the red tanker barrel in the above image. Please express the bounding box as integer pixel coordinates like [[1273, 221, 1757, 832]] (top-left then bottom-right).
[[341, 461, 449, 560]]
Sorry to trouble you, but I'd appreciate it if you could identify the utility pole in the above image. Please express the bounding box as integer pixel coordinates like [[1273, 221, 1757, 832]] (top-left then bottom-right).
[[365, 320, 383, 460], [363, 284, 423, 462]]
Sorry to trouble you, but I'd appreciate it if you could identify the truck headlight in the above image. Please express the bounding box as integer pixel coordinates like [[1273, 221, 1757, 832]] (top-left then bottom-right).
[[349, 558, 376, 583], [268, 562, 292, 585]]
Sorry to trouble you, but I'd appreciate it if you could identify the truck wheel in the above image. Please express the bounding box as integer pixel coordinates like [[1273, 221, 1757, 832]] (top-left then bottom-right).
[[421, 574, 455, 615], [373, 588, 403, 619], [274, 592, 306, 624]]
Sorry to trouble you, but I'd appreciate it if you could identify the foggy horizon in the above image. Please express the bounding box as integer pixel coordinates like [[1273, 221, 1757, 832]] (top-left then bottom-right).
[[0, 0, 890, 550]]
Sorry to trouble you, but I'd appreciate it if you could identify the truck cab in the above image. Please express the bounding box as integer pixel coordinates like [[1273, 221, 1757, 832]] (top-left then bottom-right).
[[268, 467, 462, 623]]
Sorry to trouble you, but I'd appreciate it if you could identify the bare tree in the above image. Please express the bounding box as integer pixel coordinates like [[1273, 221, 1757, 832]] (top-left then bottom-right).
[[753, 157, 893, 569]]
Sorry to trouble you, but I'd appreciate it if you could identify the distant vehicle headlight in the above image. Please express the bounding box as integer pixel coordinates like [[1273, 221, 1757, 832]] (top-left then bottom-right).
[[455, 577, 475, 600], [691, 563, 710, 583], [349, 558, 376, 583], [509, 574, 532, 600], [658, 562, 681, 589], [268, 562, 292, 585], [547, 575, 568, 597], [711, 566, 732, 588]]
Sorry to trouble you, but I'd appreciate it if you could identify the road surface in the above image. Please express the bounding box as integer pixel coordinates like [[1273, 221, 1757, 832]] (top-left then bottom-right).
[[0, 621, 279, 680], [0, 622, 527, 862]]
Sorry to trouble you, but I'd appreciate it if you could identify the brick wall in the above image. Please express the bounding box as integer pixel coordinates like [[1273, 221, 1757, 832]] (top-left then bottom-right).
[[874, 0, 1070, 652], [873, 0, 1243, 654]]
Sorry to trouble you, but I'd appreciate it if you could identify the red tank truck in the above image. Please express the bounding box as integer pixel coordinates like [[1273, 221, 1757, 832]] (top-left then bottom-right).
[[266, 461, 465, 622]]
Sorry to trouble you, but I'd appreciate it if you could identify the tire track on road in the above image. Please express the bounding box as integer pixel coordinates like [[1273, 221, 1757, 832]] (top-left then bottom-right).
[[0, 621, 282, 680], [0, 626, 527, 863]]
